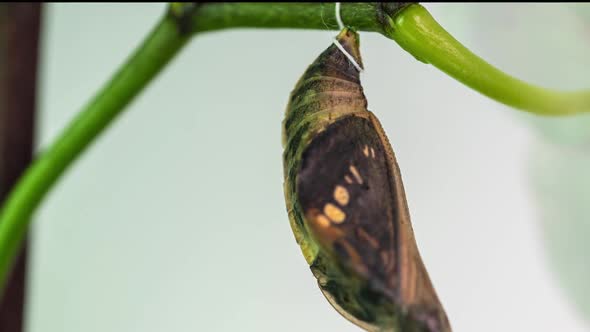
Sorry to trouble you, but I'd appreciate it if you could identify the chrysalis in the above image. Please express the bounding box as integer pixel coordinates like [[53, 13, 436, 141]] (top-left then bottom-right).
[[282, 28, 452, 332]]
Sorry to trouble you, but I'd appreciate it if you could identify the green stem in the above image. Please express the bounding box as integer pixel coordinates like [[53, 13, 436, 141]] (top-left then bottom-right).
[[383, 4, 590, 116], [187, 2, 590, 116], [188, 3, 386, 33], [0, 12, 189, 289]]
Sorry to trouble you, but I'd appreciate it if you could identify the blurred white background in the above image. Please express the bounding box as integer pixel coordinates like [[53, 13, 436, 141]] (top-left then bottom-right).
[[27, 3, 590, 332]]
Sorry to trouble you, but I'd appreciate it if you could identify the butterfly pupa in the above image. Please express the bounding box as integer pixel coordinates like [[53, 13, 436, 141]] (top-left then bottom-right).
[[281, 28, 452, 332]]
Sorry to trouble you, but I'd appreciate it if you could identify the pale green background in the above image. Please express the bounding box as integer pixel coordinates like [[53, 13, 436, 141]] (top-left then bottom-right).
[[27, 3, 590, 332]]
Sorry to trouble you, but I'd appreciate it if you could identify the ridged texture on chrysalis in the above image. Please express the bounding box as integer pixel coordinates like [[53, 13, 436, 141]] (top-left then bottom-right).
[[282, 29, 452, 332]]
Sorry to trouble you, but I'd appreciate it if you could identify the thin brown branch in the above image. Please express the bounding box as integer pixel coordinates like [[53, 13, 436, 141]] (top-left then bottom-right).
[[0, 3, 42, 332]]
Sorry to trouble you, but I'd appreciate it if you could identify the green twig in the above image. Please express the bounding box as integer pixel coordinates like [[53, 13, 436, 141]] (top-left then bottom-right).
[[187, 2, 386, 33], [382, 4, 590, 116], [1, 2, 589, 291], [186, 2, 590, 116]]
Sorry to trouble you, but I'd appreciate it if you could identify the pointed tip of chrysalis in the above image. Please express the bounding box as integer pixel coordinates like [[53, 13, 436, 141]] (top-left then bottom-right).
[[335, 28, 364, 70], [293, 27, 365, 87]]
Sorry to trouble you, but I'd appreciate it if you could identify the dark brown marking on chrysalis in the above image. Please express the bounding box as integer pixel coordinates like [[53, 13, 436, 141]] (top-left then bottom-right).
[[297, 115, 398, 297], [282, 28, 451, 332], [297, 115, 451, 332]]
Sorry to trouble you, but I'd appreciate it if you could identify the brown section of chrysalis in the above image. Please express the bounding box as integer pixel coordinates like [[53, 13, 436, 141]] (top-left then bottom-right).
[[282, 28, 451, 332]]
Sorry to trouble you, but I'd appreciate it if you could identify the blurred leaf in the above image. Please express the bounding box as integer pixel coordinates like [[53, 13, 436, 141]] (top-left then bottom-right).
[[529, 139, 590, 321]]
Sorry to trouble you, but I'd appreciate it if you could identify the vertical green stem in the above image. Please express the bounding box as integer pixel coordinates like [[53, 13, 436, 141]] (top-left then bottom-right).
[[0, 14, 189, 291]]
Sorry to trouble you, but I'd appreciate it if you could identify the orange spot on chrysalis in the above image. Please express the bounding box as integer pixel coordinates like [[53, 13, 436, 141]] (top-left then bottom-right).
[[334, 185, 349, 206], [324, 203, 346, 223], [315, 214, 331, 228]]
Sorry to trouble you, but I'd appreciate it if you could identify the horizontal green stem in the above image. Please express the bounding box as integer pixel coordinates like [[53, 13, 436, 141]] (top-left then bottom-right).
[[0, 13, 189, 289], [383, 4, 590, 116], [188, 3, 386, 33], [188, 2, 590, 116]]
